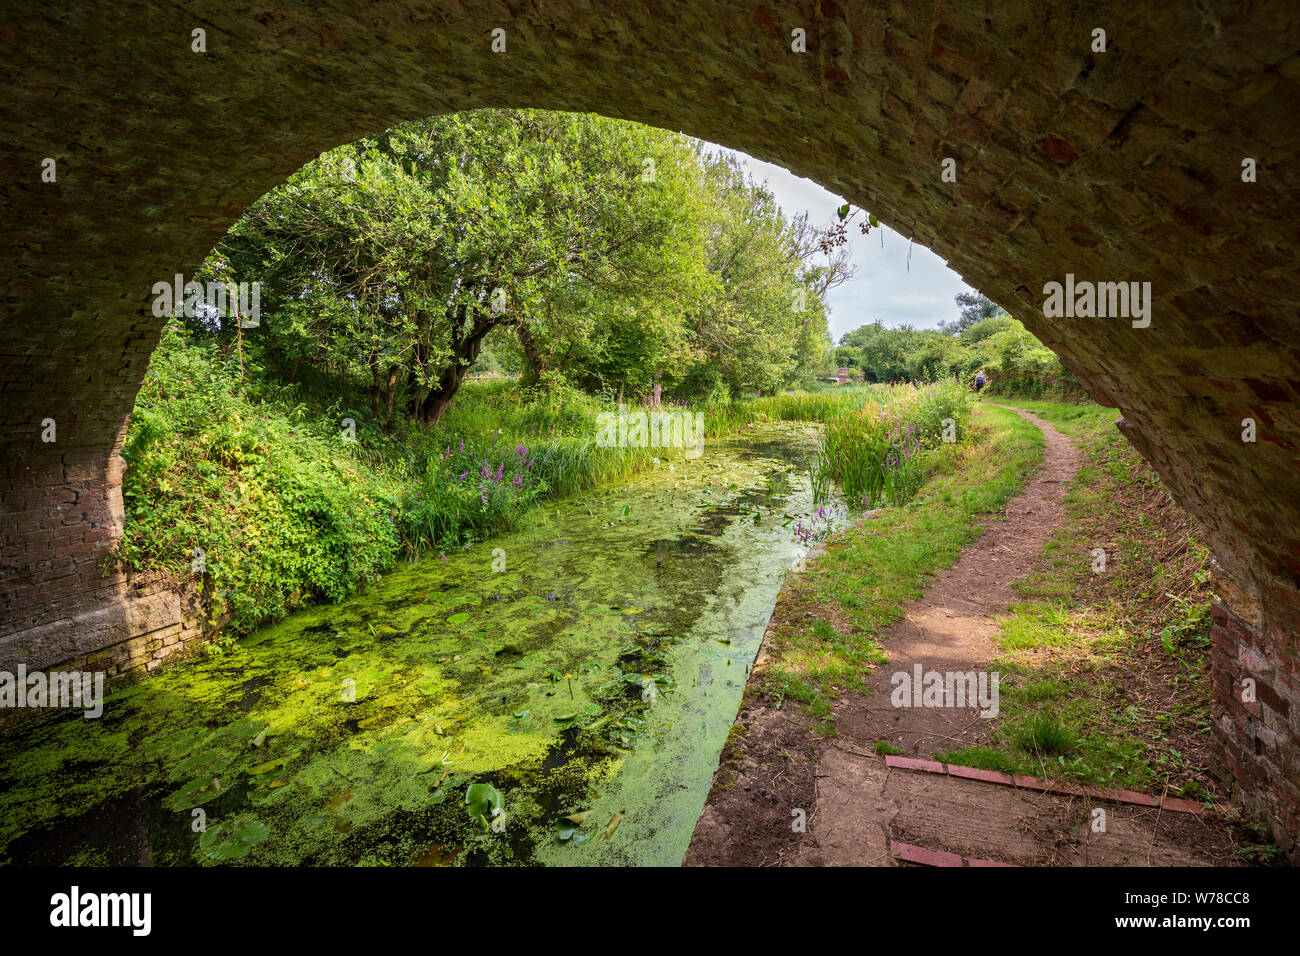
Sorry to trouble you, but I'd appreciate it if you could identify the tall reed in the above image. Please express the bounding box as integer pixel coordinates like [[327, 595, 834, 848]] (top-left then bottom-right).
[[812, 379, 972, 507]]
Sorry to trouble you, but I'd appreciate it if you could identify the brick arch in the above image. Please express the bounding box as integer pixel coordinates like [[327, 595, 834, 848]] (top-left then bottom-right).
[[2, 2, 1297, 850]]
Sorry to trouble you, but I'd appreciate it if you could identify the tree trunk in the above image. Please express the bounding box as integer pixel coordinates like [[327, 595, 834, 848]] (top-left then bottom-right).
[[516, 320, 545, 387], [368, 352, 382, 418], [385, 364, 400, 422], [419, 304, 498, 425], [421, 364, 466, 425]]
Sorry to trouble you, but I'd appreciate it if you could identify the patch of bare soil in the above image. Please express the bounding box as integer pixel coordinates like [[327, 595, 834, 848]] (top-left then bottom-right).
[[681, 698, 820, 866]]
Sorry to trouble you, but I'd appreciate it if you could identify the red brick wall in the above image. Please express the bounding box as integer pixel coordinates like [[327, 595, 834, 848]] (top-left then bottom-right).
[[1, 0, 1297, 853], [1212, 602, 1300, 853]]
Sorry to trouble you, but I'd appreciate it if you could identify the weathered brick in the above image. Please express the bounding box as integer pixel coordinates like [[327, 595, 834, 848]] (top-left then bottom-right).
[[0, 0, 1296, 861]]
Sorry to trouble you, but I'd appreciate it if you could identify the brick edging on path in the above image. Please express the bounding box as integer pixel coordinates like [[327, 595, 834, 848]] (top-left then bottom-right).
[[882, 755, 1218, 815], [890, 840, 1015, 867]]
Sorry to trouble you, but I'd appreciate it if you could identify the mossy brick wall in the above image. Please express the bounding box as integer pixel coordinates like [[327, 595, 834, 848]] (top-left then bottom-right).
[[1, 1, 1297, 852], [0, 583, 220, 735]]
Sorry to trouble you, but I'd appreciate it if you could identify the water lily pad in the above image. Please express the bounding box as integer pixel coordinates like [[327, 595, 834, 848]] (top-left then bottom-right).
[[167, 747, 235, 782], [446, 612, 470, 626], [556, 819, 579, 840], [166, 775, 224, 812], [464, 782, 504, 829], [199, 815, 270, 861]]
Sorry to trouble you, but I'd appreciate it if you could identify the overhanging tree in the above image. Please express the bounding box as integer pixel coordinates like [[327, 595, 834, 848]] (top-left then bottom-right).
[[218, 109, 709, 423]]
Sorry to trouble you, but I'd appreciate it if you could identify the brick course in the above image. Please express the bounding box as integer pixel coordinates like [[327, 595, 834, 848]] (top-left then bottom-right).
[[1, 0, 1297, 856]]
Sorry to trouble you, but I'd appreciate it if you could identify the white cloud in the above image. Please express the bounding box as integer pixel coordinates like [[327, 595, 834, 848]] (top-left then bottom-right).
[[719, 148, 977, 340]]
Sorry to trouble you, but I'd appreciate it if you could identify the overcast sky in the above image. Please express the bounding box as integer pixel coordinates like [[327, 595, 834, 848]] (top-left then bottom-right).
[[722, 149, 978, 342]]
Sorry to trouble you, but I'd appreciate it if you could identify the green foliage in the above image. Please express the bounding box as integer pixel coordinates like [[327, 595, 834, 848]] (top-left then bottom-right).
[[836, 310, 1087, 401], [219, 109, 712, 424], [939, 291, 1006, 336], [119, 328, 401, 633], [814, 379, 973, 507], [209, 111, 845, 418], [678, 151, 835, 397]]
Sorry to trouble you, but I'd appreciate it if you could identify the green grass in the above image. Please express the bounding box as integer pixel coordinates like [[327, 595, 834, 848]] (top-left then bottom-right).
[[121, 331, 979, 639], [997, 602, 1092, 650], [758, 403, 1044, 730], [936, 670, 1152, 789], [939, 398, 1216, 798], [983, 395, 1118, 440]]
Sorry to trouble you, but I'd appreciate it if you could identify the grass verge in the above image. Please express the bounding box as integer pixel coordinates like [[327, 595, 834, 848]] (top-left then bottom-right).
[[756, 403, 1043, 733], [937, 398, 1227, 814]]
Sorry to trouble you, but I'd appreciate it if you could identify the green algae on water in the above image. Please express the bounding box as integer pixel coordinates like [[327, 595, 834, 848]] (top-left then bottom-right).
[[0, 423, 846, 867]]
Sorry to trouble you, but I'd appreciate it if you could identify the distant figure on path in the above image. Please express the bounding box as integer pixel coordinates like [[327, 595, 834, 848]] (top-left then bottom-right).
[[974, 370, 987, 398]]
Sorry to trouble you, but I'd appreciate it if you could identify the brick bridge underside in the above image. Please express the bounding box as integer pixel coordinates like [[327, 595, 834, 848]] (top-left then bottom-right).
[[2, 2, 1298, 853]]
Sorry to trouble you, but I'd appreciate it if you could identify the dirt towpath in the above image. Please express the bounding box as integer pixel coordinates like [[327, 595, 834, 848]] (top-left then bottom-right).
[[686, 405, 1236, 867]]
